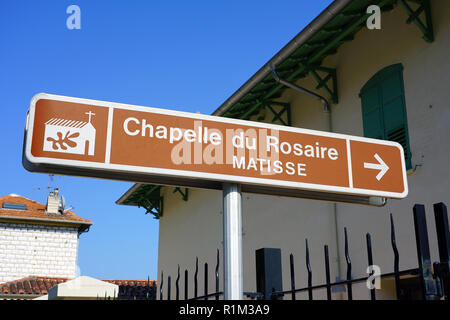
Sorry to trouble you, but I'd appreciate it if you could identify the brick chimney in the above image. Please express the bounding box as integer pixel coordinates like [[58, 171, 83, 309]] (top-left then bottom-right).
[[46, 188, 63, 214]]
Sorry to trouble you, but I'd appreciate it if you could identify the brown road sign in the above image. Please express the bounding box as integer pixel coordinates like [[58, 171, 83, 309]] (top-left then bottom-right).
[[23, 93, 408, 199]]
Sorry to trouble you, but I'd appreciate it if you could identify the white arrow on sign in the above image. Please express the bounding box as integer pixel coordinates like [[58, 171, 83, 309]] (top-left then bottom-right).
[[364, 153, 390, 181]]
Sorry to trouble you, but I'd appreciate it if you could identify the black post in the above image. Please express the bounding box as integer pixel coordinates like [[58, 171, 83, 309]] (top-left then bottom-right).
[[413, 204, 439, 300], [255, 248, 283, 300], [433, 202, 450, 300]]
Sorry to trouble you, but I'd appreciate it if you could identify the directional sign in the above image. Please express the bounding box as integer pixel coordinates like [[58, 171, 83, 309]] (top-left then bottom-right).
[[23, 93, 408, 199]]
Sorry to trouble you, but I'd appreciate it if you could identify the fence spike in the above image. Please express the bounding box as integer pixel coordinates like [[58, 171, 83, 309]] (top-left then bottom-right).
[[160, 271, 164, 300], [366, 233, 376, 300], [289, 253, 296, 300], [324, 245, 332, 300], [204, 262, 209, 300], [390, 213, 401, 299], [413, 204, 439, 300], [176, 265, 180, 300], [184, 269, 189, 300], [194, 257, 199, 298], [167, 275, 171, 300], [150, 279, 155, 300], [215, 249, 220, 300], [305, 239, 313, 300], [344, 227, 352, 300], [433, 202, 450, 300]]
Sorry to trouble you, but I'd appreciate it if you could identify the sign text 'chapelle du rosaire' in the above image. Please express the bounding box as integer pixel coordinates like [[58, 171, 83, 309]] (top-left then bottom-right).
[[23, 93, 408, 199]]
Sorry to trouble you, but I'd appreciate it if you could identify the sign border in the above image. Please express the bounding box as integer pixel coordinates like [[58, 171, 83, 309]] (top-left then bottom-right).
[[24, 93, 409, 199]]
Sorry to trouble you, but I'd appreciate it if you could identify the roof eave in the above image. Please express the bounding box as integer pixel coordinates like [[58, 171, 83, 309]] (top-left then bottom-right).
[[212, 0, 353, 117], [0, 215, 93, 231], [116, 183, 143, 205], [116, 0, 355, 206]]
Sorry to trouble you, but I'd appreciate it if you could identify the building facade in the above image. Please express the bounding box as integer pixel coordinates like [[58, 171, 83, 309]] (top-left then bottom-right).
[[0, 191, 92, 283], [117, 0, 449, 299], [0, 192, 156, 300]]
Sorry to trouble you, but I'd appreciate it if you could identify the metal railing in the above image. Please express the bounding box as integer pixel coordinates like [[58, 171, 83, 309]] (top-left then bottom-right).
[[258, 202, 449, 300], [101, 202, 449, 301], [159, 249, 223, 300]]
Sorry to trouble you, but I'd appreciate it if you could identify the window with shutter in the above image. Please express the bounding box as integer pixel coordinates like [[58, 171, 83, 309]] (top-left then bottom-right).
[[359, 64, 412, 170]]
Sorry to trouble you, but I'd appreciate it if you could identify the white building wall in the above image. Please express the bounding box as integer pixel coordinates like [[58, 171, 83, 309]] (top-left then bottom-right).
[[0, 222, 79, 283], [157, 1, 450, 300], [324, 0, 450, 299]]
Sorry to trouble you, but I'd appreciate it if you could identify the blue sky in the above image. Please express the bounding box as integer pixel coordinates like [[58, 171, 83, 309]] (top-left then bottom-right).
[[0, 0, 333, 280]]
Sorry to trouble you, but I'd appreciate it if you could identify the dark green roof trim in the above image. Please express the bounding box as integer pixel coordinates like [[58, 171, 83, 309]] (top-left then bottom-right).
[[398, 0, 434, 43], [216, 0, 434, 120], [120, 184, 163, 219], [173, 187, 189, 202]]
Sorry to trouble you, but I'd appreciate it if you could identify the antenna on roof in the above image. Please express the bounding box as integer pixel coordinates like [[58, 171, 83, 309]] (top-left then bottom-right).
[[48, 174, 54, 189], [33, 174, 55, 192], [59, 195, 66, 213]]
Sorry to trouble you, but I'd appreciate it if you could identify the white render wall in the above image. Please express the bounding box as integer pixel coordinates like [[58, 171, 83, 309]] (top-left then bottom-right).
[[0, 222, 79, 283], [157, 1, 450, 300]]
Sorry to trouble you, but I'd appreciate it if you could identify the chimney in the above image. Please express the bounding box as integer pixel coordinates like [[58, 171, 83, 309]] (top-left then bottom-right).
[[46, 188, 63, 214]]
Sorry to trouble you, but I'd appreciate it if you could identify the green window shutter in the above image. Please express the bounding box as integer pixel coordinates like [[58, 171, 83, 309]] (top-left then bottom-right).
[[361, 85, 384, 140], [360, 64, 412, 170]]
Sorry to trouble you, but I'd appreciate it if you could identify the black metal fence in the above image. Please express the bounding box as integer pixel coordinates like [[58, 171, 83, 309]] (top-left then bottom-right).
[[157, 249, 223, 300], [116, 280, 157, 300], [257, 202, 449, 300], [104, 202, 449, 301], [101, 250, 223, 300]]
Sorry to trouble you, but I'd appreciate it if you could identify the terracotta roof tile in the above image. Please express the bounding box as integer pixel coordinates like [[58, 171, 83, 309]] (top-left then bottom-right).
[[30, 279, 41, 295], [0, 276, 156, 297], [0, 194, 92, 226], [0, 277, 69, 295], [16, 281, 24, 294]]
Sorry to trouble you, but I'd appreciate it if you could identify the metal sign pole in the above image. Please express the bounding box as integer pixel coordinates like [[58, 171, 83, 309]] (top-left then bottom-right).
[[222, 182, 243, 300]]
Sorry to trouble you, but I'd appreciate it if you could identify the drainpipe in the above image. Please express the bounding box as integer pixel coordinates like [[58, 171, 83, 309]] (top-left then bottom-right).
[[270, 64, 345, 293], [270, 64, 329, 112]]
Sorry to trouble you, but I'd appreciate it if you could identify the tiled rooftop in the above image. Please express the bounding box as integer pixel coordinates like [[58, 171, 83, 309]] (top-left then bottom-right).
[[0, 194, 92, 226], [0, 276, 155, 296]]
